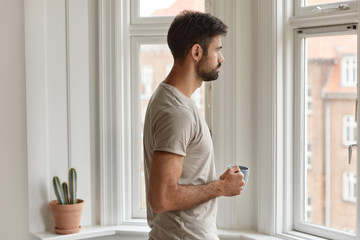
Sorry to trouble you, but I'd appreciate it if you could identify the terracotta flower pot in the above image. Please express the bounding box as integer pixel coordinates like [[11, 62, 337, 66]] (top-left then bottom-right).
[[49, 199, 85, 234]]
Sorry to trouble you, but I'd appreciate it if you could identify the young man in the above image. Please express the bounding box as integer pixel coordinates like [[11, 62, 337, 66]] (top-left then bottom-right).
[[143, 11, 245, 240]]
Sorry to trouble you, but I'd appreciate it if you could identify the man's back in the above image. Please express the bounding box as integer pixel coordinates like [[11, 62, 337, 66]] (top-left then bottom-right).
[[143, 82, 218, 240]]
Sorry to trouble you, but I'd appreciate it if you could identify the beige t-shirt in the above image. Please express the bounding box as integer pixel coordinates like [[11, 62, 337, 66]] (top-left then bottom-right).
[[143, 82, 218, 240]]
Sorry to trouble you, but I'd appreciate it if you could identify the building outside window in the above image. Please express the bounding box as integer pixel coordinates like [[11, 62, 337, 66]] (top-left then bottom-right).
[[140, 64, 154, 100]]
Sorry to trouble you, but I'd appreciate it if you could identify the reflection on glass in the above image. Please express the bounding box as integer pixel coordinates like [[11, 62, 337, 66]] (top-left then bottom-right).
[[139, 44, 206, 209], [305, 0, 351, 7], [140, 0, 204, 17], [304, 34, 357, 234]]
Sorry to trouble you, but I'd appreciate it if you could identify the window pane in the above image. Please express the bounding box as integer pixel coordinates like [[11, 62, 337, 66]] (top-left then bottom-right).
[[140, 0, 204, 17], [304, 34, 357, 234], [139, 44, 206, 209], [305, 0, 351, 7]]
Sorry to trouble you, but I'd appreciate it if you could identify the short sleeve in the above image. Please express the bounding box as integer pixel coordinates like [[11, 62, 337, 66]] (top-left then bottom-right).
[[152, 106, 195, 156]]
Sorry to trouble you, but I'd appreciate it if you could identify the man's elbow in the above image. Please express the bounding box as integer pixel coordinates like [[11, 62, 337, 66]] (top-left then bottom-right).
[[148, 192, 171, 214]]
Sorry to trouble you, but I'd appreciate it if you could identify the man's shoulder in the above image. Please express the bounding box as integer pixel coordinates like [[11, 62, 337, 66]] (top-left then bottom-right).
[[150, 83, 193, 113]]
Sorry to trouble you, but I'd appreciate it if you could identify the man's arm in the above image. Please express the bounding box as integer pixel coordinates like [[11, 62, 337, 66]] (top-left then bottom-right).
[[148, 151, 245, 213]]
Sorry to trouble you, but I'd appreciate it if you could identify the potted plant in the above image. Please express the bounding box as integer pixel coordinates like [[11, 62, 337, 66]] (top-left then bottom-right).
[[49, 168, 85, 234]]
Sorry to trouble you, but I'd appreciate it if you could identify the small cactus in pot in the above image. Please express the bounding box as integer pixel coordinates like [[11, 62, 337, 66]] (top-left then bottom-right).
[[52, 168, 78, 205], [50, 168, 84, 234]]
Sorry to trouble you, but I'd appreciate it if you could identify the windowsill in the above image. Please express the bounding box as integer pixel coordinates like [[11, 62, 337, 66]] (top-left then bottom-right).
[[33, 225, 289, 240], [34, 225, 335, 240]]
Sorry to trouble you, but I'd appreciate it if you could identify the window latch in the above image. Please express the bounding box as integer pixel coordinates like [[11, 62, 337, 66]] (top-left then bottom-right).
[[315, 4, 350, 13], [348, 143, 357, 165]]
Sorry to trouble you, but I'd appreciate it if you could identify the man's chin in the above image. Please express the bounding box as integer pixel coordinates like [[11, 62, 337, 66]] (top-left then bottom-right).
[[202, 73, 219, 82], [203, 78, 218, 82]]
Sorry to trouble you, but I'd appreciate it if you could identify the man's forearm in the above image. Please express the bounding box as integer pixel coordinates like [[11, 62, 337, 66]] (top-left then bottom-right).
[[149, 179, 224, 213]]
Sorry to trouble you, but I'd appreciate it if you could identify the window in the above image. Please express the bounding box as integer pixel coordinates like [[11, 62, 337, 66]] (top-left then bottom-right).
[[307, 142, 312, 169], [292, 0, 358, 238], [295, 27, 357, 240], [341, 55, 357, 87], [306, 197, 312, 222], [343, 115, 357, 145], [307, 85, 312, 115], [343, 171, 356, 203]]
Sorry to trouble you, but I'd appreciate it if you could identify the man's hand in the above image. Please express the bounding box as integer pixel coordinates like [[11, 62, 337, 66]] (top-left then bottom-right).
[[219, 165, 245, 196]]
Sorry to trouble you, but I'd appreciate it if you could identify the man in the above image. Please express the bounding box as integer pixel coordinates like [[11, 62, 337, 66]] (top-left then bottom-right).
[[143, 10, 245, 240]]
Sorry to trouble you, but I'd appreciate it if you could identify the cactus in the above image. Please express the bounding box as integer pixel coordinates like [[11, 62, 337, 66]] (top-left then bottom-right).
[[52, 168, 78, 205], [53, 176, 65, 205], [68, 168, 77, 204], [62, 182, 69, 204]]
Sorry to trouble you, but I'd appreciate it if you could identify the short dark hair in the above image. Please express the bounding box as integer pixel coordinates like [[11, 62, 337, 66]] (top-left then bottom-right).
[[167, 10, 228, 64]]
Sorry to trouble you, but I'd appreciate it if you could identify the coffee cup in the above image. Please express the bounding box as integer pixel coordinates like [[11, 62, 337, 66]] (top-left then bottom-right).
[[227, 165, 250, 190]]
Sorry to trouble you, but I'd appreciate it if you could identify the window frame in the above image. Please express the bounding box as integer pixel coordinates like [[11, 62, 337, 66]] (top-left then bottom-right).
[[293, 25, 357, 240], [257, 0, 360, 239]]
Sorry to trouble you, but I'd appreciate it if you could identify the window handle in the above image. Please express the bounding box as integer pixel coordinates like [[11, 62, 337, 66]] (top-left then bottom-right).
[[315, 4, 350, 13], [348, 143, 357, 165]]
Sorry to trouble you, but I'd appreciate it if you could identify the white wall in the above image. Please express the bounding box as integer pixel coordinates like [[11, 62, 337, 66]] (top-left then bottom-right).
[[0, 0, 33, 239]]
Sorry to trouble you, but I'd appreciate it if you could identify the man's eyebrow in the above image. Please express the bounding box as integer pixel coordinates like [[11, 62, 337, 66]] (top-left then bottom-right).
[[216, 46, 223, 50]]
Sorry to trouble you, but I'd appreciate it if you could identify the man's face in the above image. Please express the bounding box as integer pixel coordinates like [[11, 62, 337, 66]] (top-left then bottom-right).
[[196, 35, 225, 82]]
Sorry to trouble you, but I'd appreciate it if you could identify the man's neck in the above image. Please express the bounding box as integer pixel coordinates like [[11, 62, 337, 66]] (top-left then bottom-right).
[[164, 62, 202, 98]]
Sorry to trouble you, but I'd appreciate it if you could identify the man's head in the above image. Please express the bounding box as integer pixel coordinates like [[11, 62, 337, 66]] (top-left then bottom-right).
[[167, 11, 228, 65]]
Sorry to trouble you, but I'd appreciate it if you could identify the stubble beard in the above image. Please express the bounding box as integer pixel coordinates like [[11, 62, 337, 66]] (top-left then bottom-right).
[[196, 56, 221, 82]]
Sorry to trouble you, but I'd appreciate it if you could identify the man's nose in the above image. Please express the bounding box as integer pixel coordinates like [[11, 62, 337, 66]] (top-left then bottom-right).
[[219, 52, 225, 63]]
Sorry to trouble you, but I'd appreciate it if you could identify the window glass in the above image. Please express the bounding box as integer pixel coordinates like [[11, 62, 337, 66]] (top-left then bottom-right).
[[140, 0, 204, 17], [304, 34, 357, 234], [305, 0, 351, 7]]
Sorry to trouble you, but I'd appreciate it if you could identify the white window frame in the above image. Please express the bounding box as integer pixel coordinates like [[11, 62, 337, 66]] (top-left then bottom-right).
[[257, 0, 360, 240], [294, 24, 357, 240]]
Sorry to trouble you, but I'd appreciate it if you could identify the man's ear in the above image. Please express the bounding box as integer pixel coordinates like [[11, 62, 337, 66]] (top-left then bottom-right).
[[190, 44, 203, 62]]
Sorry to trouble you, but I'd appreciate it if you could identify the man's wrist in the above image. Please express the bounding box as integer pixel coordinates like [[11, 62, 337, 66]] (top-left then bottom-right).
[[212, 179, 225, 197]]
